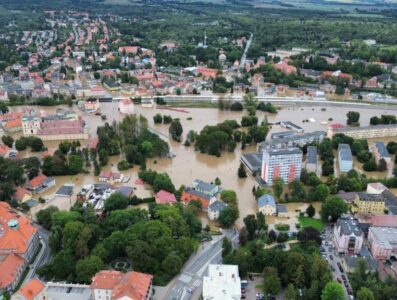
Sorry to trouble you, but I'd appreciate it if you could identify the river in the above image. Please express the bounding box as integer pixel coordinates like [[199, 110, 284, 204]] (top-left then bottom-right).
[[8, 102, 397, 226]]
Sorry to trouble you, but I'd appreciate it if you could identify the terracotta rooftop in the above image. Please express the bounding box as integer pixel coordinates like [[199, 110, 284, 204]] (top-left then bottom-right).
[[0, 202, 38, 255], [0, 144, 11, 156], [155, 190, 177, 204], [91, 270, 152, 300], [13, 278, 45, 300], [0, 253, 24, 288], [371, 215, 397, 227], [28, 174, 48, 188], [13, 187, 32, 202]]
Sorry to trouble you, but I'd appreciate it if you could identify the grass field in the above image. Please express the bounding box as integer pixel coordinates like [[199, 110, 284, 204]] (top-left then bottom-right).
[[298, 216, 325, 231]]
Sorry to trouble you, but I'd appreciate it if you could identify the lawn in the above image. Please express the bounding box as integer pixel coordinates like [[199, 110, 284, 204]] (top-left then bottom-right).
[[298, 216, 325, 231]]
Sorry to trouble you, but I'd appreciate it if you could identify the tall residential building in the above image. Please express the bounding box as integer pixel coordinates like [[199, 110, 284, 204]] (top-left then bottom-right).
[[333, 215, 363, 254], [261, 147, 302, 185], [203, 264, 241, 300], [338, 143, 353, 173]]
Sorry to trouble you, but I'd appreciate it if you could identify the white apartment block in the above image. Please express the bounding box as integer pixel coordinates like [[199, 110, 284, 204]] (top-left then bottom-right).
[[261, 147, 302, 185], [203, 264, 241, 300]]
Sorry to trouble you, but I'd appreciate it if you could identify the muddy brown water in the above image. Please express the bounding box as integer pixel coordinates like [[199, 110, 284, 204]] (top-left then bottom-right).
[[7, 103, 397, 226]]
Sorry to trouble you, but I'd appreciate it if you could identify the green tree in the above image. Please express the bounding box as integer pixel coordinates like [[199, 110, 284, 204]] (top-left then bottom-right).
[[285, 283, 297, 300], [36, 206, 60, 230], [105, 192, 129, 211], [346, 111, 360, 126], [0, 102, 8, 113], [314, 184, 329, 202], [321, 282, 345, 300], [222, 237, 232, 258], [243, 214, 258, 240], [153, 173, 175, 193], [169, 119, 183, 142], [377, 158, 387, 172], [238, 163, 247, 178], [262, 267, 281, 295], [98, 149, 109, 166], [272, 177, 284, 200], [68, 155, 84, 174], [306, 204, 316, 218], [357, 287, 375, 300], [76, 255, 105, 283], [218, 206, 239, 228], [321, 196, 348, 222], [1, 135, 14, 148]]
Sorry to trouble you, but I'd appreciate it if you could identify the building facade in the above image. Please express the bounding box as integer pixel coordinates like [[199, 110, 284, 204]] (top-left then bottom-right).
[[371, 141, 391, 167], [368, 227, 397, 260], [257, 194, 277, 215], [354, 192, 385, 214], [328, 124, 397, 139], [261, 147, 302, 186], [333, 215, 364, 254]]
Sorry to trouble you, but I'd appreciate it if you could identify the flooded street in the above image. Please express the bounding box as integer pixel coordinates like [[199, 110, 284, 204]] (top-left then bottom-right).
[[8, 102, 397, 226]]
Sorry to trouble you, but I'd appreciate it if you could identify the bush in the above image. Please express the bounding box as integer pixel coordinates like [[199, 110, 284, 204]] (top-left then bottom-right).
[[117, 160, 132, 171], [230, 102, 243, 111], [275, 224, 290, 231]]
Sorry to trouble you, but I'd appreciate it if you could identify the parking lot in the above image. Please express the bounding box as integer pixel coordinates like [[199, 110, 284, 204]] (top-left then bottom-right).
[[321, 226, 354, 300]]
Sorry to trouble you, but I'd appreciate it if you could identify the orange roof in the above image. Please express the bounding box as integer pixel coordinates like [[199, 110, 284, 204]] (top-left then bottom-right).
[[371, 215, 397, 227], [5, 118, 22, 128], [13, 187, 32, 202], [0, 253, 24, 288], [0, 144, 11, 156], [14, 278, 45, 300], [118, 46, 139, 54], [197, 67, 217, 79], [28, 175, 48, 188], [0, 202, 38, 255], [181, 191, 210, 208], [91, 270, 152, 299]]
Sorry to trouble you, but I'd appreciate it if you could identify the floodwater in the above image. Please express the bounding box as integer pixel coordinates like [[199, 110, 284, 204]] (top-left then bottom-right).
[[7, 102, 397, 226]]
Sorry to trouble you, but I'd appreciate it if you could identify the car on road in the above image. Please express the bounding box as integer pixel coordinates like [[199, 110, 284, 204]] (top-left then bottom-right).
[[337, 262, 344, 273], [337, 278, 342, 283], [347, 287, 352, 295], [341, 274, 346, 281], [330, 255, 334, 260]]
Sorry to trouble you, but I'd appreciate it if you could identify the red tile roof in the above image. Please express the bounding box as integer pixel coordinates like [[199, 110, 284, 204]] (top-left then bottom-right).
[[14, 278, 45, 300], [371, 215, 397, 227], [0, 144, 11, 156], [0, 202, 38, 255], [155, 190, 177, 204], [28, 175, 48, 189], [181, 191, 210, 208], [0, 253, 24, 289], [5, 118, 22, 129], [91, 270, 152, 300], [13, 187, 32, 202]]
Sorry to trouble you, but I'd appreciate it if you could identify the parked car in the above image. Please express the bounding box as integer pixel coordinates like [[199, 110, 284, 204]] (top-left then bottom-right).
[[330, 255, 334, 260], [337, 278, 342, 283]]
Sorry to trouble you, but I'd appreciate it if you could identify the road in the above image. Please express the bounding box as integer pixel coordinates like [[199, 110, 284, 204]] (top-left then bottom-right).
[[322, 226, 352, 299], [163, 229, 239, 300], [239, 32, 253, 69]]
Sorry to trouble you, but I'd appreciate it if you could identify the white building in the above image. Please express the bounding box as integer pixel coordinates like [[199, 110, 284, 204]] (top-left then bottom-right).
[[22, 115, 41, 135], [261, 147, 302, 185], [119, 98, 134, 114], [257, 194, 276, 216], [333, 215, 364, 254], [203, 265, 241, 300], [208, 200, 227, 220]]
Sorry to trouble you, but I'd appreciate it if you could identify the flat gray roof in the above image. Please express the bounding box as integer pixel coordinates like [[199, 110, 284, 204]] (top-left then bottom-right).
[[338, 144, 352, 161]]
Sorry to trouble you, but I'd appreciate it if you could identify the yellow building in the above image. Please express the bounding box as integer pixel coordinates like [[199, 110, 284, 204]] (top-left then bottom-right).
[[354, 192, 385, 214]]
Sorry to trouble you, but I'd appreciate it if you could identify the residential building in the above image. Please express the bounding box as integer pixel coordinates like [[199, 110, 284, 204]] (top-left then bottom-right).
[[338, 144, 353, 172], [84, 98, 100, 112], [371, 141, 391, 167], [119, 98, 134, 114], [91, 270, 153, 300], [13, 187, 32, 203], [0, 144, 18, 158], [203, 264, 241, 300], [26, 174, 56, 193], [12, 280, 91, 300], [11, 278, 46, 300], [155, 190, 177, 205], [305, 146, 318, 172], [0, 202, 40, 291], [383, 190, 397, 215], [181, 187, 215, 210], [370, 215, 397, 227], [192, 179, 221, 197], [259, 131, 326, 151], [327, 124, 397, 139], [261, 147, 302, 186], [354, 192, 385, 214], [368, 226, 397, 260], [257, 194, 277, 215], [333, 215, 364, 254], [367, 182, 388, 195], [240, 152, 262, 174], [208, 200, 227, 220], [98, 171, 124, 184]]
